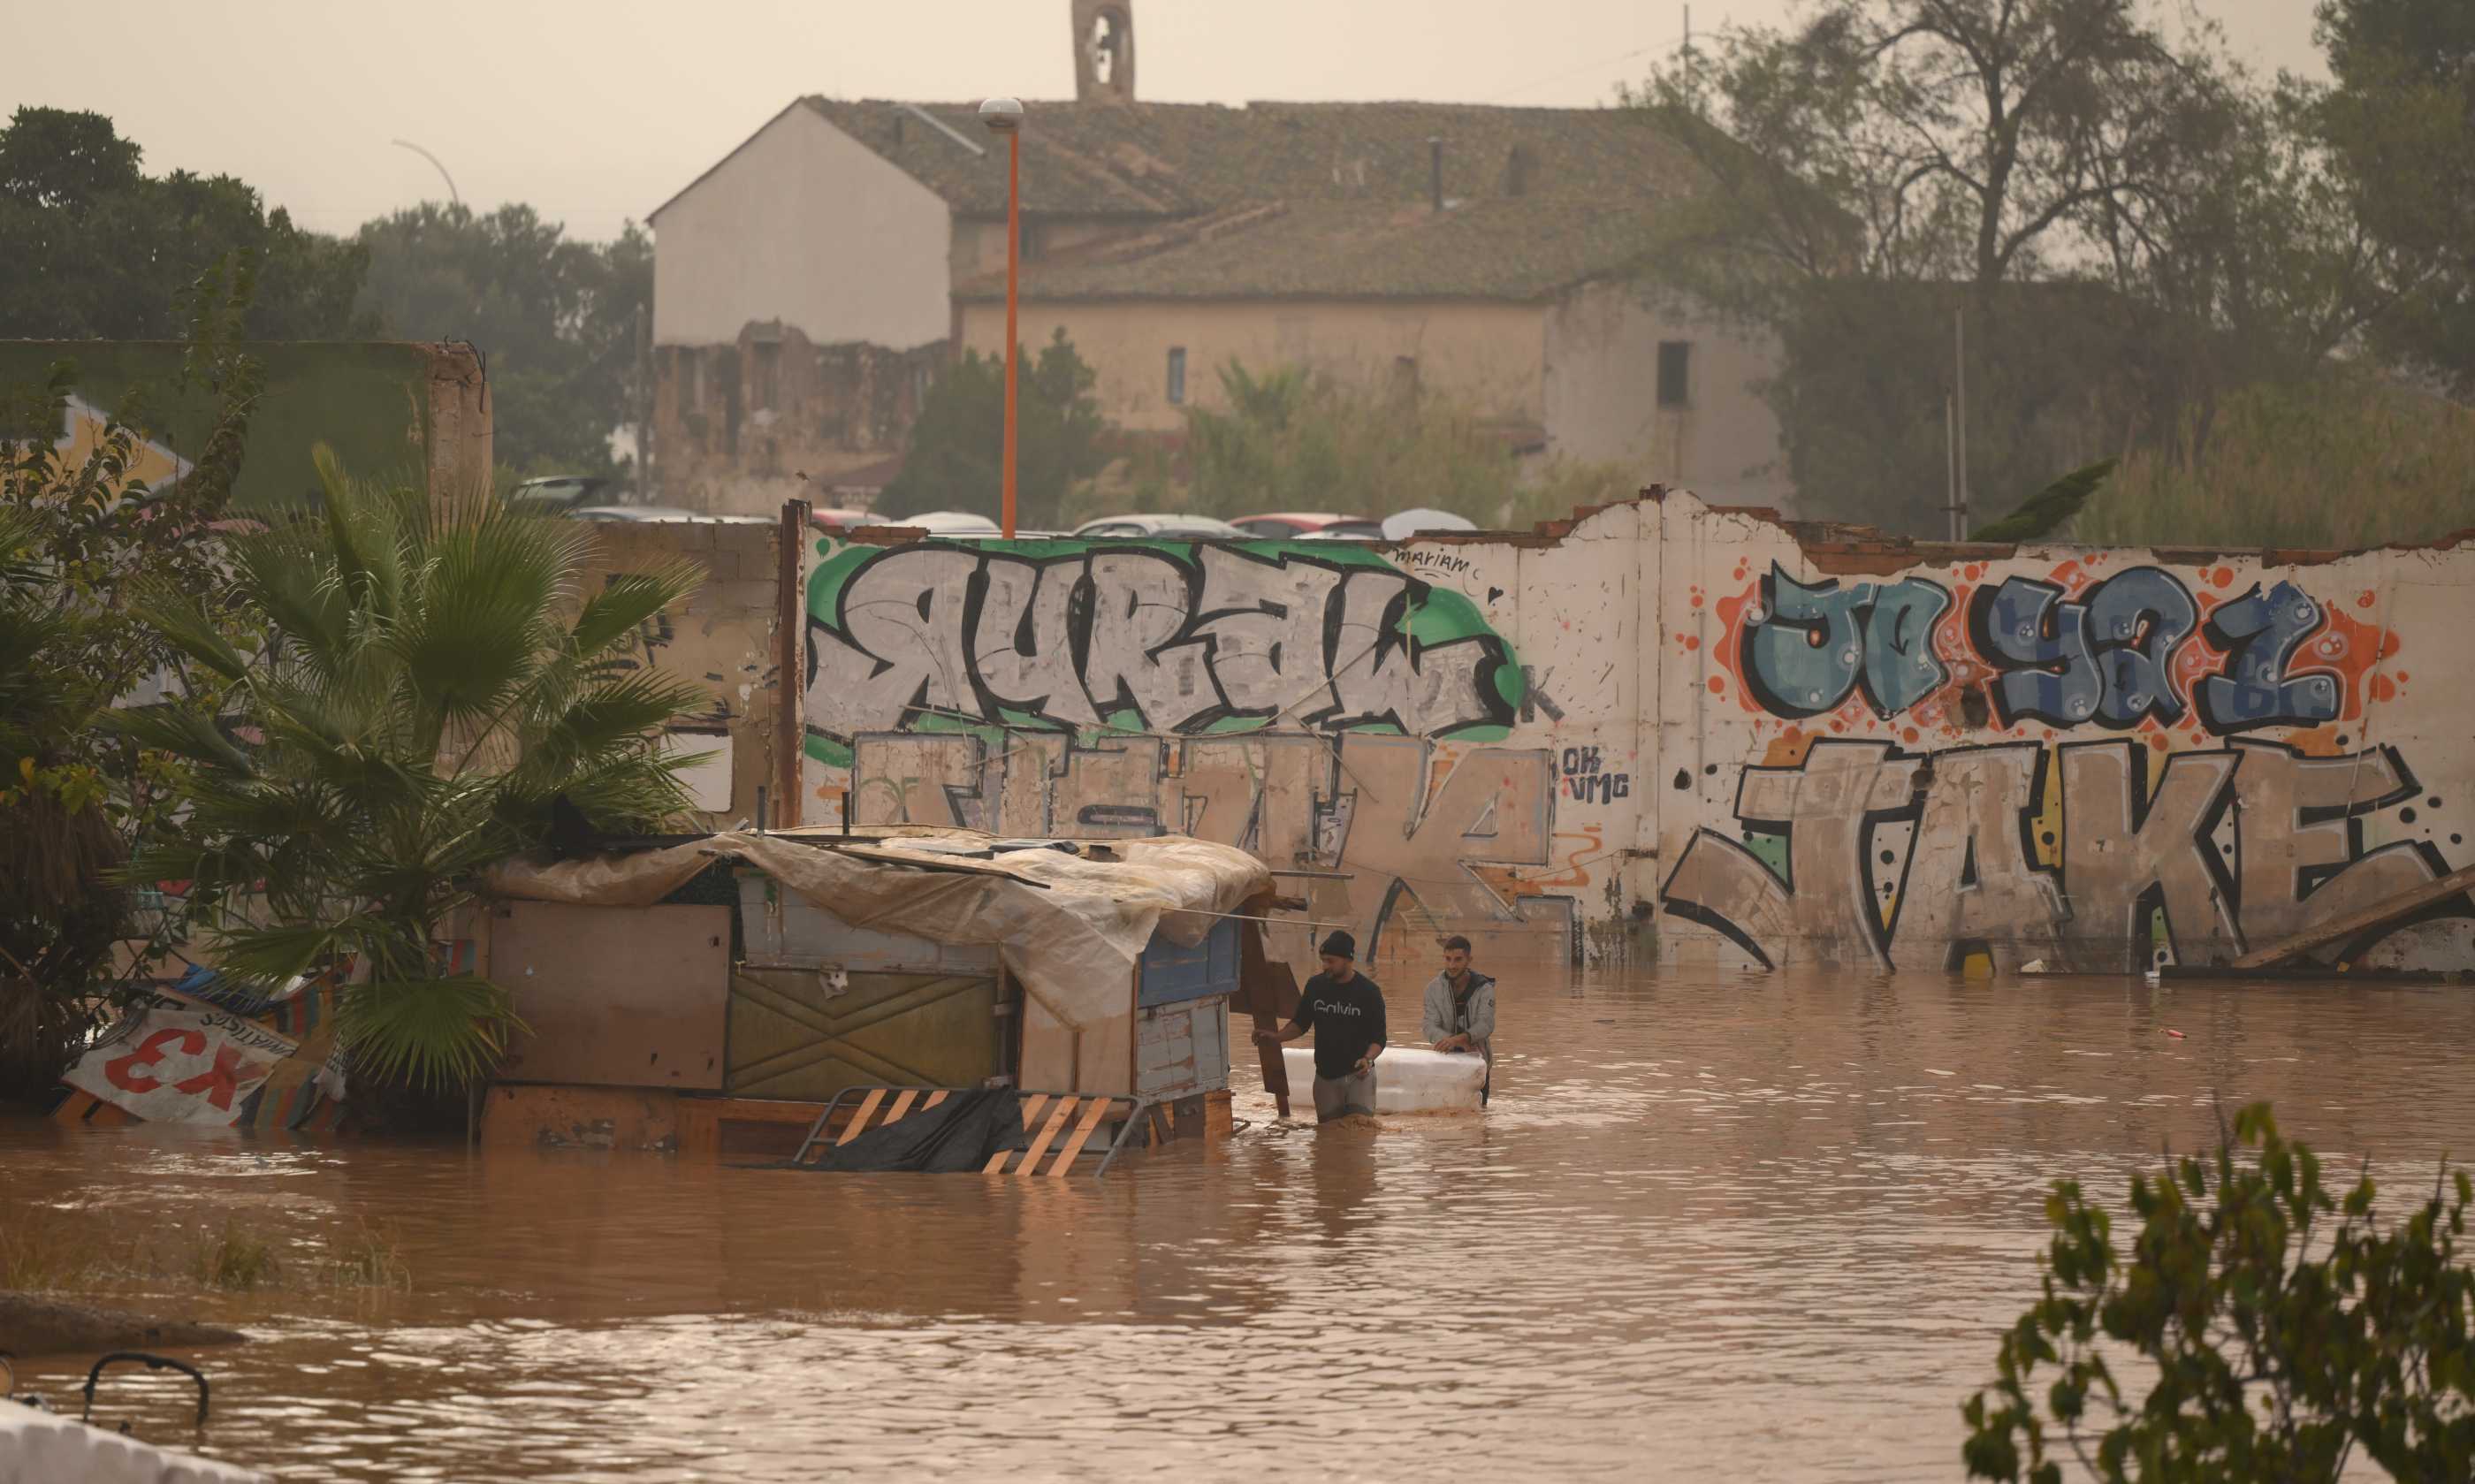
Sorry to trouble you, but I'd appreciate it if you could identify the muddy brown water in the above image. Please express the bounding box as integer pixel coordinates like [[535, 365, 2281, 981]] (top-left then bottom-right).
[[5, 965, 2472, 1481]]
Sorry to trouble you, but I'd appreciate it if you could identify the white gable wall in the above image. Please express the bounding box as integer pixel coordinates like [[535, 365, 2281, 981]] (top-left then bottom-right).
[[652, 105, 952, 350]]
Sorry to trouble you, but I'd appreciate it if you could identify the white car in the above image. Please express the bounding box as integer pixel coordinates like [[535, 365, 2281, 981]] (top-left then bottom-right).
[[1070, 513, 1251, 539], [862, 510, 1004, 537], [568, 506, 775, 526]]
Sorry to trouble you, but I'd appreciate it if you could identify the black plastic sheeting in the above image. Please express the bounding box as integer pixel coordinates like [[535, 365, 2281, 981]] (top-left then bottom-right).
[[781, 1089, 1032, 1173]]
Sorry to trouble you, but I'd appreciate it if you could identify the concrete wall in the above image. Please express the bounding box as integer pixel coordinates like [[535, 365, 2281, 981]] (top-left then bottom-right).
[[651, 106, 951, 352], [581, 519, 794, 831], [799, 516, 1643, 970], [1657, 505, 2472, 974], [1543, 281, 1791, 510], [795, 495, 2475, 978], [956, 297, 1549, 433]]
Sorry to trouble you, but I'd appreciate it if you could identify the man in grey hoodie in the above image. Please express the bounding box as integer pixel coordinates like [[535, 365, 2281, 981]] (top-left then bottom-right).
[[1420, 935, 1496, 1105]]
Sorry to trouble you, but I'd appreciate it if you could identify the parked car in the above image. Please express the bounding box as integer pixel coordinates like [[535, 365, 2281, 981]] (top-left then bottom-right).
[[1380, 507, 1478, 539], [873, 510, 1004, 537], [1296, 518, 1387, 540], [567, 506, 774, 525], [808, 506, 875, 533], [1227, 511, 1346, 537], [510, 475, 613, 514], [1070, 513, 1251, 540]]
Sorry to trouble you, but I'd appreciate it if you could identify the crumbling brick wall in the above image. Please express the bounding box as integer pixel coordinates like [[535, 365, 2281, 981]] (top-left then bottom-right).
[[654, 322, 943, 514]]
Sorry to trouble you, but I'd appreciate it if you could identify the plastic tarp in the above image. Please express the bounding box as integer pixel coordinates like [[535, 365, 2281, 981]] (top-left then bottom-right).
[[783, 1088, 1030, 1172], [483, 829, 1271, 1039]]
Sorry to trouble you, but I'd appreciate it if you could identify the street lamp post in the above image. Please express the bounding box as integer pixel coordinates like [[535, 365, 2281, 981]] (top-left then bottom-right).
[[979, 97, 1025, 539], [389, 139, 461, 207]]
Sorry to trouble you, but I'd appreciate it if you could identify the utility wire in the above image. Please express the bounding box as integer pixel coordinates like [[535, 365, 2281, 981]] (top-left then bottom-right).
[[1483, 32, 1694, 103]]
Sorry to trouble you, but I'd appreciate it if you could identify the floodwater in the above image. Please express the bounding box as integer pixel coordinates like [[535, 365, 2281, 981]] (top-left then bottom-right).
[[6, 965, 2474, 1482]]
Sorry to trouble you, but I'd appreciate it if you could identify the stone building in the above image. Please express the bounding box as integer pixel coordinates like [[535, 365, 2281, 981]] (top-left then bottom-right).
[[647, 0, 1792, 515]]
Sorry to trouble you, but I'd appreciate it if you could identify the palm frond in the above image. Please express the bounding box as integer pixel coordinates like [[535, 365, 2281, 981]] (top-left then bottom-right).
[[103, 701, 257, 776], [126, 585, 251, 682], [334, 975, 523, 1092], [1976, 459, 2119, 544], [567, 561, 705, 660], [522, 670, 712, 778], [207, 917, 389, 987]]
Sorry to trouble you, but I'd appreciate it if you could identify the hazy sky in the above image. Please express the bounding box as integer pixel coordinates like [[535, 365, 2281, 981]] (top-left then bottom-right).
[[18, 0, 2328, 244]]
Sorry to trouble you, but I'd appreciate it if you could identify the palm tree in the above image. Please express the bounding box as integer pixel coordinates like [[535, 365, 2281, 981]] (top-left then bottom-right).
[[119, 453, 708, 1092]]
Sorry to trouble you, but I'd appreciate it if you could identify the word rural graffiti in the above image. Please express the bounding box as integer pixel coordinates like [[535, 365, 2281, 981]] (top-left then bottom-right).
[[1738, 562, 2352, 734], [804, 540, 1519, 759], [1662, 737, 2448, 973]]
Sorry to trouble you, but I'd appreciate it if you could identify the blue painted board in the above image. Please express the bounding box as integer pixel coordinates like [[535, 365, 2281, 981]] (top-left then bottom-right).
[[1138, 917, 1242, 1008]]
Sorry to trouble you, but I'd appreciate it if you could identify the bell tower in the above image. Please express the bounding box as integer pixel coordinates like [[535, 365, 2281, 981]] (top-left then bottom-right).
[[1072, 0, 1136, 103]]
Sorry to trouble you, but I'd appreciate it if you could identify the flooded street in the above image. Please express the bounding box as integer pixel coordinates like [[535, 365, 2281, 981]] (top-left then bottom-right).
[[7, 964, 2474, 1481]]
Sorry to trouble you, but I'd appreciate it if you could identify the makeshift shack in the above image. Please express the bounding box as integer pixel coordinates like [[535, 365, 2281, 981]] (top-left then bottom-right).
[[477, 827, 1279, 1157]]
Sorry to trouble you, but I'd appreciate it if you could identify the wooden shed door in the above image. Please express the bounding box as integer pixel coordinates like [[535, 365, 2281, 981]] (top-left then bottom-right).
[[725, 969, 1001, 1101]]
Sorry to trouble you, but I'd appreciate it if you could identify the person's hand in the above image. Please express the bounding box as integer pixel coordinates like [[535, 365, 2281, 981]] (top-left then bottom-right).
[[1253, 1027, 1282, 1045]]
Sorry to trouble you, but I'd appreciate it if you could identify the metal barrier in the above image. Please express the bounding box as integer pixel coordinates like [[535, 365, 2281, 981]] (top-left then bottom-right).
[[788, 1084, 1159, 1179]]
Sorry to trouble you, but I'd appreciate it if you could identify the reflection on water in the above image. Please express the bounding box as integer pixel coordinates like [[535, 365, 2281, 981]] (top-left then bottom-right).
[[6, 966, 2473, 1480]]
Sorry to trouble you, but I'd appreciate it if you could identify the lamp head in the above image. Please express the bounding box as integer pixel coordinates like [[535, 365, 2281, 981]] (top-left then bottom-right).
[[979, 97, 1025, 134]]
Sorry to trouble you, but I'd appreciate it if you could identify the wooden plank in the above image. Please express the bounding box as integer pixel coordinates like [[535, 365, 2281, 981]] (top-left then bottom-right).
[[886, 1089, 918, 1123], [983, 1146, 1016, 1174], [836, 1088, 887, 1145], [1046, 1097, 1116, 1177], [2228, 860, 2475, 969], [1017, 1097, 1078, 1176]]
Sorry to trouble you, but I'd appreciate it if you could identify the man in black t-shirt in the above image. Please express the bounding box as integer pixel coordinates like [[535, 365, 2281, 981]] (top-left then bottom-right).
[[1254, 930, 1386, 1122]]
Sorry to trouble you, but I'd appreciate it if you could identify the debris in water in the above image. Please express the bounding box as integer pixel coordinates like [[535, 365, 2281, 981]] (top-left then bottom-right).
[[2164, 1029, 2187, 1039]]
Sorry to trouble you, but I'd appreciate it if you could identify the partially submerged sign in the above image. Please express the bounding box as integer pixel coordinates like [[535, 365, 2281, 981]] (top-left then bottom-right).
[[60, 993, 347, 1130]]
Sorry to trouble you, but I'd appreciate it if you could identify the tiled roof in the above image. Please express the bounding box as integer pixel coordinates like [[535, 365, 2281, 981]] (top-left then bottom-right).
[[954, 195, 1671, 301], [798, 97, 1701, 300]]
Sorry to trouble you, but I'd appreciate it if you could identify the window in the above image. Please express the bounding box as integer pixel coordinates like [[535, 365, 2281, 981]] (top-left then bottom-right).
[[1018, 218, 1047, 263], [1656, 340, 1692, 408], [1166, 346, 1187, 405]]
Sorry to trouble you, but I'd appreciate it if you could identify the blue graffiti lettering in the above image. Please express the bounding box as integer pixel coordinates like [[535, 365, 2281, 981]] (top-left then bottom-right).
[[1740, 563, 1952, 719], [2197, 581, 2341, 733], [1970, 567, 2196, 729], [1972, 577, 2103, 727], [2083, 567, 2197, 727], [1864, 581, 1952, 716]]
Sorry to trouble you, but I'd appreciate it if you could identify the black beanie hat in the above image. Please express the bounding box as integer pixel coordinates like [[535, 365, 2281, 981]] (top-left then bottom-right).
[[1319, 930, 1357, 959]]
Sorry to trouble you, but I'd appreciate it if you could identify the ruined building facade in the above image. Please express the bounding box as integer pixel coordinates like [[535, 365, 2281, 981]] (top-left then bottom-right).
[[648, 2, 1793, 515]]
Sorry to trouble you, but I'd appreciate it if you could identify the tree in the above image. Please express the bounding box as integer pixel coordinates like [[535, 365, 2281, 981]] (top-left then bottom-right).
[[354, 204, 651, 477], [0, 108, 369, 342], [0, 257, 265, 1101], [1183, 361, 1535, 524], [2316, 0, 2475, 393], [1628, 3, 2403, 535], [878, 331, 1106, 529], [1963, 1102, 2474, 1482], [118, 460, 707, 1092]]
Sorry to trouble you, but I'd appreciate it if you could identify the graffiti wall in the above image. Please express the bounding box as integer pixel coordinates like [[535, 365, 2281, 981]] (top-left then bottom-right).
[[802, 521, 1647, 966], [801, 495, 2475, 976], [1661, 506, 2467, 973]]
